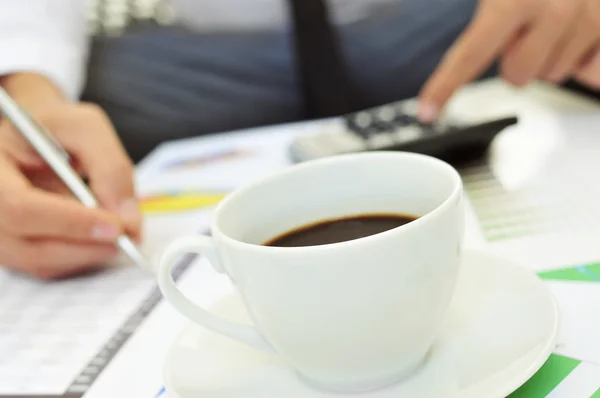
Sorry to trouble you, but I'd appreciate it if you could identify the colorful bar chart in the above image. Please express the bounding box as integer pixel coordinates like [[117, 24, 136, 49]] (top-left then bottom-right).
[[140, 191, 227, 214], [459, 145, 600, 243]]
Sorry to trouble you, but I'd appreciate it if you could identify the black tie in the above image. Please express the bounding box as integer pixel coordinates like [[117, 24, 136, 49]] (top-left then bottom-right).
[[288, 0, 365, 118]]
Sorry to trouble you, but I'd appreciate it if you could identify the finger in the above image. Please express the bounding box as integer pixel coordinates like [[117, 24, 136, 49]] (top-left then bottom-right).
[[0, 188, 124, 242], [503, 26, 529, 56], [418, 2, 524, 122], [0, 120, 45, 167], [0, 114, 84, 173], [0, 156, 124, 242], [543, 6, 599, 82], [26, 170, 73, 196], [575, 45, 600, 89], [53, 104, 142, 238], [501, 2, 575, 85], [0, 236, 118, 280]]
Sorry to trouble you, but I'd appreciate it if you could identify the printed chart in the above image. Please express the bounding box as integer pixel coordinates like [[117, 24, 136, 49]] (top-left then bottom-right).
[[460, 114, 600, 397], [157, 147, 256, 172], [140, 191, 227, 214], [508, 275, 600, 397], [509, 354, 600, 398], [461, 114, 600, 240], [138, 114, 600, 398], [460, 153, 600, 243]]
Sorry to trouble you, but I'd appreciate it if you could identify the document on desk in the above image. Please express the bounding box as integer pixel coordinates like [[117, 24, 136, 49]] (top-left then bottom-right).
[[0, 265, 158, 396], [109, 110, 600, 398], [5, 95, 600, 398], [70, 123, 315, 398], [0, 193, 211, 396], [6, 121, 308, 398], [0, 121, 313, 398], [136, 119, 326, 192], [460, 112, 600, 396]]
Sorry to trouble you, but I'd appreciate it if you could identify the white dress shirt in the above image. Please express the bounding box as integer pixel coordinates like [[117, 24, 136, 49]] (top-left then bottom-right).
[[0, 0, 398, 100]]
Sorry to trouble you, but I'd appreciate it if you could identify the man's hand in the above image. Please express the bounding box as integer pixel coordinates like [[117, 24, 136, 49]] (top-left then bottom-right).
[[0, 73, 142, 279], [419, 0, 600, 122]]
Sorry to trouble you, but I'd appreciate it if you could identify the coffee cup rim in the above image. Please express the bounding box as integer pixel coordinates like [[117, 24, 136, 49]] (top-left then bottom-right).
[[212, 151, 462, 252]]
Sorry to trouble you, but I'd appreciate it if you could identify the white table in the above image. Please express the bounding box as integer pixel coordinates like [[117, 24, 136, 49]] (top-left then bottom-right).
[[83, 78, 600, 398]]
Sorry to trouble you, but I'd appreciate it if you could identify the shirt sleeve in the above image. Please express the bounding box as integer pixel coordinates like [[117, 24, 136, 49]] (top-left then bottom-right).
[[0, 0, 90, 100]]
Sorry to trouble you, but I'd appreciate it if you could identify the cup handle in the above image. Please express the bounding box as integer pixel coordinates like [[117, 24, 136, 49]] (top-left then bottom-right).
[[157, 235, 276, 354]]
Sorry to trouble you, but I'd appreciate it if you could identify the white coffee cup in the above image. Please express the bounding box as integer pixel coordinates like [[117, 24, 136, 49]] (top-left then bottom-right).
[[157, 151, 464, 392]]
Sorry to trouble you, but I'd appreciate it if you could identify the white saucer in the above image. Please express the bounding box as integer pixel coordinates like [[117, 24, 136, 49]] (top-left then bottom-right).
[[163, 250, 559, 398]]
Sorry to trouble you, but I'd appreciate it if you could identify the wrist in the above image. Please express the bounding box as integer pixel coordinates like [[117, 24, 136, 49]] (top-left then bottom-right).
[[0, 72, 68, 112]]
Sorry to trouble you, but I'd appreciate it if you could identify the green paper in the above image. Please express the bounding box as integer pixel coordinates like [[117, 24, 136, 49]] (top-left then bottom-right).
[[538, 263, 600, 282], [508, 354, 580, 398], [590, 387, 600, 398]]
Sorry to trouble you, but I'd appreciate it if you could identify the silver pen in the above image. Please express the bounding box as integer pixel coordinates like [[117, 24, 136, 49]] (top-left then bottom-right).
[[0, 87, 151, 271]]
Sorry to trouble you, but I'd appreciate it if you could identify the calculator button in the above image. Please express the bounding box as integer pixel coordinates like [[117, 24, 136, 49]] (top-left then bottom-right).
[[327, 130, 367, 152], [391, 114, 414, 127], [369, 121, 394, 134], [417, 123, 439, 135], [394, 125, 423, 143], [366, 132, 396, 149], [431, 115, 460, 132], [293, 127, 366, 159], [353, 111, 373, 129], [346, 111, 373, 136], [345, 118, 372, 140], [395, 98, 419, 117], [375, 105, 396, 123], [352, 129, 372, 141]]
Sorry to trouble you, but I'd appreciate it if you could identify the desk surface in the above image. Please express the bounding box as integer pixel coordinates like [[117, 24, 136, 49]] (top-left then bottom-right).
[[51, 78, 600, 397]]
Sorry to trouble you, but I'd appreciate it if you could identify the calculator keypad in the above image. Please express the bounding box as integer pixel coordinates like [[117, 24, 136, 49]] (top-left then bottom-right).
[[288, 97, 518, 162], [345, 102, 450, 146]]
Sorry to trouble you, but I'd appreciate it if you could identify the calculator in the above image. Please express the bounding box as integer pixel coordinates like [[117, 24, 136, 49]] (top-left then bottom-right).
[[288, 98, 518, 165]]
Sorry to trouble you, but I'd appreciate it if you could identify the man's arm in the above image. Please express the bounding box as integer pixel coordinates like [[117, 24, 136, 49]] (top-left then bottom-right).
[[0, 1, 142, 280], [418, 0, 600, 122], [0, 0, 89, 100]]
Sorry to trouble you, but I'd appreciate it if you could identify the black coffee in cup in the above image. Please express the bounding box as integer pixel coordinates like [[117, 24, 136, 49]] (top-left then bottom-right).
[[264, 213, 417, 247]]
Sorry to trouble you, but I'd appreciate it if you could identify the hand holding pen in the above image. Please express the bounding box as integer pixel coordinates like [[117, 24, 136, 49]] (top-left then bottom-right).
[[0, 73, 145, 278]]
